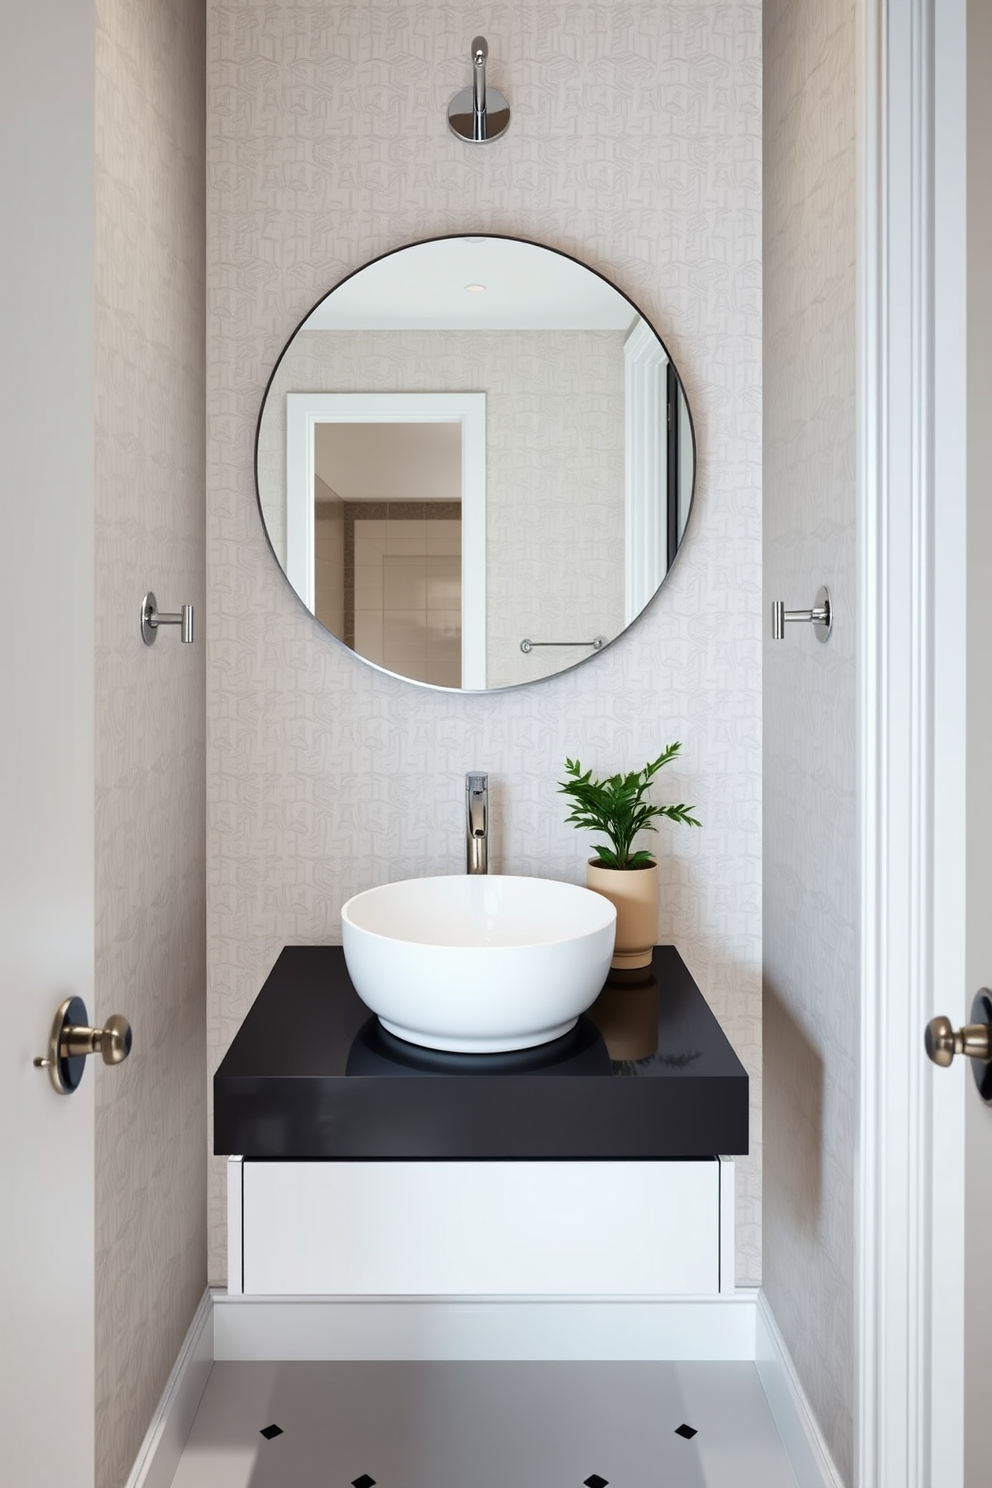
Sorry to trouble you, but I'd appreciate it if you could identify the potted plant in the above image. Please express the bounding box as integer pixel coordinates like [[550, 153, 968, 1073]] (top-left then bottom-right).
[[558, 745, 700, 970]]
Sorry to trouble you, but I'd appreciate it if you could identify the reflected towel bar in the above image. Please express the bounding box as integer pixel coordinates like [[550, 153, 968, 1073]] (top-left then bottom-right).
[[520, 636, 607, 654]]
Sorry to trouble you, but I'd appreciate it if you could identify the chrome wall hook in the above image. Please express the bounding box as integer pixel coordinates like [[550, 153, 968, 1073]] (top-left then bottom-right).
[[772, 585, 832, 642], [141, 592, 194, 645], [447, 36, 510, 143]]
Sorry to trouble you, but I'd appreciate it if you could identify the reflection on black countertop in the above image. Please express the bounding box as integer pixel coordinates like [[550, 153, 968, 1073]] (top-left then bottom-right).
[[346, 1014, 613, 1078], [214, 945, 748, 1160]]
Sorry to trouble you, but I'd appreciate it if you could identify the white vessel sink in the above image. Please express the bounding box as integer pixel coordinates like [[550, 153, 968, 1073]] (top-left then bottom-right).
[[341, 874, 617, 1053]]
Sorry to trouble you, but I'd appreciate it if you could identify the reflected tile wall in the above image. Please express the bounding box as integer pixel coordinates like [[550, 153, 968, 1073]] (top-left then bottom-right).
[[352, 514, 462, 686]]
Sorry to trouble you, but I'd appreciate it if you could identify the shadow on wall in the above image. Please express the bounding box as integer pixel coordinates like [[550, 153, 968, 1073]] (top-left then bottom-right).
[[763, 976, 824, 1233]]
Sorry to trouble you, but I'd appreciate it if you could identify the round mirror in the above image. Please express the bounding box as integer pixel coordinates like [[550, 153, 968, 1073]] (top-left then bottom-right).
[[255, 235, 695, 691]]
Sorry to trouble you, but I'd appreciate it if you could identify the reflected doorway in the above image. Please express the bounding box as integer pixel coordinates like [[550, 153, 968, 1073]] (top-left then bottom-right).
[[314, 423, 463, 688], [286, 392, 487, 688]]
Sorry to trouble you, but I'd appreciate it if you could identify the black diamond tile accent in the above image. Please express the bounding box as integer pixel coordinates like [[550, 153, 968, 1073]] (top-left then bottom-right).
[[351, 1477, 376, 1488], [675, 1423, 698, 1440], [259, 1424, 283, 1440], [584, 1477, 609, 1487]]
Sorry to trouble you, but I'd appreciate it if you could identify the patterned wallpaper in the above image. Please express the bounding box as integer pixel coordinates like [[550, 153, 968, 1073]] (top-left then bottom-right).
[[94, 2, 206, 1486], [762, 0, 858, 1480], [206, 0, 762, 1285], [257, 326, 626, 686]]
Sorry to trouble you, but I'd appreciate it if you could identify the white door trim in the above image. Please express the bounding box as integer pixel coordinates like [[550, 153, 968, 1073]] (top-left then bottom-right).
[[623, 319, 668, 625], [857, 1, 967, 1484], [285, 391, 487, 688]]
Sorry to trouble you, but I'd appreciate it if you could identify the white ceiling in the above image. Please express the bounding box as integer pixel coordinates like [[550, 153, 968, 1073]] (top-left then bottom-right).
[[304, 237, 640, 332]]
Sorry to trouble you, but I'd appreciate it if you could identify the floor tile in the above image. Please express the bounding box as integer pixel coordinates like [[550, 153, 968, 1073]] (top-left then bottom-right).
[[170, 1360, 799, 1488]]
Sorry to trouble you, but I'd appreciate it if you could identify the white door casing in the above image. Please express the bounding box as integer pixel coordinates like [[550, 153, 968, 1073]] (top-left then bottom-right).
[[857, 0, 969, 1484], [623, 319, 669, 626]]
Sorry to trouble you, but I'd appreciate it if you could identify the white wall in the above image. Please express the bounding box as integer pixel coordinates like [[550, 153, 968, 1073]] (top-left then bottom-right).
[[93, 3, 207, 1484], [762, 0, 858, 1480], [207, 0, 762, 1287]]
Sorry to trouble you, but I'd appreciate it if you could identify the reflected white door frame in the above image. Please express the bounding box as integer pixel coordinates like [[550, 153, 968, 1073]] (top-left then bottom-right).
[[623, 320, 668, 627], [286, 392, 487, 689]]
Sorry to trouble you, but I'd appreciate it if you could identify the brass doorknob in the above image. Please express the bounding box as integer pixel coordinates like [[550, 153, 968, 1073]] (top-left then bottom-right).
[[925, 990, 992, 1102], [61, 1012, 132, 1064], [924, 1014, 991, 1067], [34, 997, 133, 1094]]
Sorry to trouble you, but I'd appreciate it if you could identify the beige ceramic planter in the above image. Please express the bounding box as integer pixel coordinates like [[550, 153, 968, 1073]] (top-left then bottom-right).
[[586, 860, 658, 970]]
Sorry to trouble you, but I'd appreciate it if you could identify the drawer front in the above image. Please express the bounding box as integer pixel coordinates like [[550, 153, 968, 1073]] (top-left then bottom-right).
[[241, 1160, 721, 1295]]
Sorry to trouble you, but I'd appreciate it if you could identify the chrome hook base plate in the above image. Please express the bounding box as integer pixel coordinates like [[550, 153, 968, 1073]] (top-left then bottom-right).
[[971, 991, 992, 1101], [813, 585, 832, 642], [447, 85, 510, 142], [141, 591, 159, 645]]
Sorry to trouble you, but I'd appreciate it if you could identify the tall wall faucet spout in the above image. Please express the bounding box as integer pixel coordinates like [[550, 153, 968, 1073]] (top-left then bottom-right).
[[466, 773, 488, 874]]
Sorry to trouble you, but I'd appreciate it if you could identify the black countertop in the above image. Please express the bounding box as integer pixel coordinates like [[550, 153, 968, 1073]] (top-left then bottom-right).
[[214, 945, 749, 1160]]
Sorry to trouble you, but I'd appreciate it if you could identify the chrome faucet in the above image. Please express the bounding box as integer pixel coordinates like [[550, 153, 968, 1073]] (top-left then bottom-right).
[[466, 773, 488, 874]]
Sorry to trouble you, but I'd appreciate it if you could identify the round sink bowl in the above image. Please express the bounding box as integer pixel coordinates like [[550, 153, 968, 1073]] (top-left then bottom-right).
[[341, 874, 617, 1053]]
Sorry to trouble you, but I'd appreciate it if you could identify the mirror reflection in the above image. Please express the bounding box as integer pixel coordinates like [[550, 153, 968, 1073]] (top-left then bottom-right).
[[255, 236, 695, 691]]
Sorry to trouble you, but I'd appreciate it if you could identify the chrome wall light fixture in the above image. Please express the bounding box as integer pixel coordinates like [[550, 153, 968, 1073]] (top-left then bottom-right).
[[447, 36, 510, 143]]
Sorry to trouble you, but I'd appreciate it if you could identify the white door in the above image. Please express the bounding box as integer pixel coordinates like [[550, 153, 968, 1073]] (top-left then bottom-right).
[[961, 0, 992, 1476], [926, 2, 992, 1481], [0, 3, 97, 1484]]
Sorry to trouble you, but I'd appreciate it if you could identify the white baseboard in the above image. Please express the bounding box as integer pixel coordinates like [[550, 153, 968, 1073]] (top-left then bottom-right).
[[125, 1287, 839, 1488], [211, 1288, 758, 1362], [755, 1291, 846, 1488], [123, 1288, 213, 1488]]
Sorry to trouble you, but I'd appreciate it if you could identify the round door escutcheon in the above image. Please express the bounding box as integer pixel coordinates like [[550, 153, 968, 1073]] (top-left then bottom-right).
[[33, 996, 89, 1094], [971, 990, 992, 1103]]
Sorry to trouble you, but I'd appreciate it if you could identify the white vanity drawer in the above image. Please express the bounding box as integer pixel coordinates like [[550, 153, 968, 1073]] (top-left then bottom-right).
[[233, 1159, 732, 1296]]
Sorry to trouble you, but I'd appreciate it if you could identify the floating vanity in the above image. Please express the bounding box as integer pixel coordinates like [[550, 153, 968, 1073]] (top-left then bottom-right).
[[215, 946, 747, 1298]]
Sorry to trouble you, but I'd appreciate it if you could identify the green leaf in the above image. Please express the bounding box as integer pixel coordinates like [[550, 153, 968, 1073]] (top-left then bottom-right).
[[557, 744, 700, 868]]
